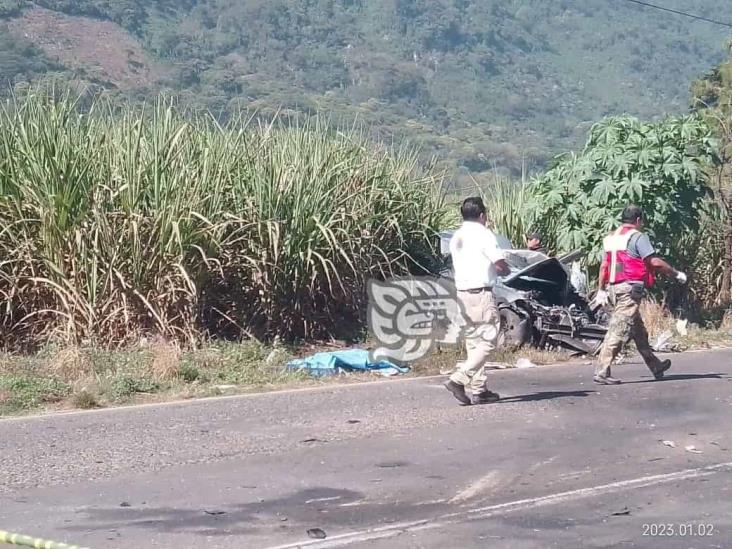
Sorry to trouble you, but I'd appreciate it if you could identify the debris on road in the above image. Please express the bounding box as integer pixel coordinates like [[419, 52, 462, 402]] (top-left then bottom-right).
[[204, 510, 226, 516], [685, 445, 703, 454], [516, 358, 538, 369], [376, 461, 409, 468], [652, 331, 681, 352], [119, 502, 131, 508], [676, 319, 689, 337], [662, 440, 676, 448], [307, 528, 327, 540], [300, 438, 327, 444], [287, 349, 409, 378], [611, 507, 631, 516]]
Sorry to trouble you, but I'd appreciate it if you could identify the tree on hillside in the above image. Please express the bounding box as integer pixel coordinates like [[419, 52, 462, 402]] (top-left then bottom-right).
[[531, 115, 716, 278], [691, 48, 732, 306]]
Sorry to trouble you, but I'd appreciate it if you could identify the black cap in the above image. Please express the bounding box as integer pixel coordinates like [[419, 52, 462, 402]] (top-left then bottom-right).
[[527, 232, 542, 241]]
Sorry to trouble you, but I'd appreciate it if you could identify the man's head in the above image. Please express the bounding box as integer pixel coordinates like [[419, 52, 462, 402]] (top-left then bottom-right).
[[621, 204, 645, 229], [526, 232, 543, 251], [460, 196, 487, 225]]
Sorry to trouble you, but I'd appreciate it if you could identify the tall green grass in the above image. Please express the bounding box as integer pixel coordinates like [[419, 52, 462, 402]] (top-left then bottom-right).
[[445, 176, 538, 248], [480, 177, 538, 248], [0, 88, 445, 348]]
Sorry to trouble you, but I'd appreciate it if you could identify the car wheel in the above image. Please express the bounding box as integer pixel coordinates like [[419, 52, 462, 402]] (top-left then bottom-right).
[[499, 306, 532, 349]]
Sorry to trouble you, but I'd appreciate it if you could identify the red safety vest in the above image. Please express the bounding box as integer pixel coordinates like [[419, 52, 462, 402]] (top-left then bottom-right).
[[601, 225, 655, 287]]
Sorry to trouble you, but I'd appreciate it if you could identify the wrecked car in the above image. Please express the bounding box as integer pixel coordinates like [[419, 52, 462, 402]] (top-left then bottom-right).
[[437, 231, 609, 355]]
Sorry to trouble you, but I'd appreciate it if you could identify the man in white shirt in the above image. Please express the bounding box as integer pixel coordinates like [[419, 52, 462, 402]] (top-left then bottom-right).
[[444, 197, 511, 405]]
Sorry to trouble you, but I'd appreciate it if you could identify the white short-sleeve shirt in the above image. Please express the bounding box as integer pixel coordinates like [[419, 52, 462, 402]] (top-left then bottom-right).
[[449, 221, 506, 291]]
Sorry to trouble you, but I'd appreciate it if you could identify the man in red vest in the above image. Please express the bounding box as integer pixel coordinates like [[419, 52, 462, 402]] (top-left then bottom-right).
[[594, 205, 687, 384]]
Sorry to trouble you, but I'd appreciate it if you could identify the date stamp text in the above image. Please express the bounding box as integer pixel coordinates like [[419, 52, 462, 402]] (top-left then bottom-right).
[[642, 523, 715, 537]]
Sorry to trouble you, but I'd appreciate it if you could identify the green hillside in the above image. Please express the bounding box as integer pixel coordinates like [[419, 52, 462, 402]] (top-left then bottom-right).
[[1, 0, 731, 178]]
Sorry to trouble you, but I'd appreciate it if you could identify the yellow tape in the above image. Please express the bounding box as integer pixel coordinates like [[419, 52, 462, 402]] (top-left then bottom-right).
[[0, 530, 89, 549]]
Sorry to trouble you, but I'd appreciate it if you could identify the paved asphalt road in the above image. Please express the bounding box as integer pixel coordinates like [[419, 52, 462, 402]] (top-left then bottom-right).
[[1, 348, 731, 548]]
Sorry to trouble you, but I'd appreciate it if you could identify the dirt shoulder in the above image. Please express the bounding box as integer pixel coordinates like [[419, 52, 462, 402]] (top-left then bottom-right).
[[2, 326, 729, 418]]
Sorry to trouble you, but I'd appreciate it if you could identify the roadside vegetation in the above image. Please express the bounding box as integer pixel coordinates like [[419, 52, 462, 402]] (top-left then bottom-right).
[[4, 43, 732, 416], [4, 303, 730, 416], [0, 88, 444, 350], [0, 340, 305, 415]]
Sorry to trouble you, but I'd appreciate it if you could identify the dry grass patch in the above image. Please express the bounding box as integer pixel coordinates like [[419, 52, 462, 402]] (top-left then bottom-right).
[[48, 347, 94, 381], [410, 344, 573, 376], [639, 300, 674, 340], [71, 389, 100, 409], [150, 341, 181, 381]]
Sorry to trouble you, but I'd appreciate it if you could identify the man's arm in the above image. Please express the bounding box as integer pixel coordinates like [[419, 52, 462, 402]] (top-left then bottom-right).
[[494, 259, 510, 277], [636, 233, 687, 284], [645, 256, 679, 278], [598, 258, 609, 291], [483, 230, 511, 277]]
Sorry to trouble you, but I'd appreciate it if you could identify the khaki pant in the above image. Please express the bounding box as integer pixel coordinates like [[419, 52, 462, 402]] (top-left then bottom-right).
[[596, 283, 663, 378], [450, 290, 500, 394]]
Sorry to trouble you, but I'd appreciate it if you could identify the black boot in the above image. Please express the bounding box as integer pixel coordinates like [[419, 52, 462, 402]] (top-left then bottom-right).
[[471, 390, 500, 405], [444, 380, 471, 405], [653, 359, 672, 380]]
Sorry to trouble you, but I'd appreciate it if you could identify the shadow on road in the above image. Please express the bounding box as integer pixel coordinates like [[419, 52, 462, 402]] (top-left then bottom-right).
[[64, 486, 440, 538], [499, 390, 596, 403], [623, 373, 728, 385]]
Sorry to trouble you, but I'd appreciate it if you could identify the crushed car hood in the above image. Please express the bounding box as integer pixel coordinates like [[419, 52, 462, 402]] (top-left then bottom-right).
[[502, 252, 568, 287]]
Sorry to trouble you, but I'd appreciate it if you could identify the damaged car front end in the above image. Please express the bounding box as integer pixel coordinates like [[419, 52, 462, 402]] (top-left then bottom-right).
[[438, 231, 609, 356]]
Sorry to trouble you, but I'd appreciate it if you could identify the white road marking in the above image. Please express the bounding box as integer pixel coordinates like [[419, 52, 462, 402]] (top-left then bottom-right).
[[305, 496, 342, 504], [554, 468, 592, 482], [449, 471, 502, 504], [527, 455, 558, 471], [268, 461, 732, 549], [418, 498, 447, 505]]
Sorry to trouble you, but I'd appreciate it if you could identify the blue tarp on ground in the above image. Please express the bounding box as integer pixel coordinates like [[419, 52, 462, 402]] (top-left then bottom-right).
[[286, 349, 410, 378]]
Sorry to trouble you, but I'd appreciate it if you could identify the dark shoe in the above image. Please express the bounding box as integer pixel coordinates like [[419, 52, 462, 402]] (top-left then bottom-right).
[[593, 375, 621, 385], [653, 359, 672, 380], [444, 380, 471, 405], [471, 391, 500, 405]]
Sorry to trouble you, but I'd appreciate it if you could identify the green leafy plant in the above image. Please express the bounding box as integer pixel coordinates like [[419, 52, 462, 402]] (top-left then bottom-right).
[[110, 375, 160, 400], [0, 373, 70, 413], [531, 115, 716, 269]]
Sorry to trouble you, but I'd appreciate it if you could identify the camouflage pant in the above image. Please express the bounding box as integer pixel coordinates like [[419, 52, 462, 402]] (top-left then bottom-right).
[[596, 283, 663, 378]]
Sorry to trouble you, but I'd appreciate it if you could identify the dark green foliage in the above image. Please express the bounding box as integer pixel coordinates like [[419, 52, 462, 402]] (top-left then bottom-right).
[[690, 48, 732, 306], [0, 28, 55, 82], [2, 0, 732, 174], [532, 115, 716, 270]]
